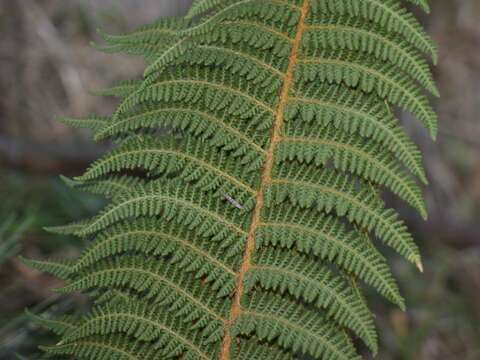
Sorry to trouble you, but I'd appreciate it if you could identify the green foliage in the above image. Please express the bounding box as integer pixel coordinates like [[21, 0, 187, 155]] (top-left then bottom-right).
[[0, 215, 32, 265], [25, 0, 438, 359]]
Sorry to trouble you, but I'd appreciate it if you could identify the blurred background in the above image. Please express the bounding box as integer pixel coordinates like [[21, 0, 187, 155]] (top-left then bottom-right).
[[0, 1, 479, 359]]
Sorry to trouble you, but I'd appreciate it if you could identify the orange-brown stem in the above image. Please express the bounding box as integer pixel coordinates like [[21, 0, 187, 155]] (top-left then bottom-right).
[[218, 1, 310, 359]]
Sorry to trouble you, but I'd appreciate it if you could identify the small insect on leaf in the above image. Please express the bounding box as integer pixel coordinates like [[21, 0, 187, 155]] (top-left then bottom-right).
[[223, 193, 244, 210]]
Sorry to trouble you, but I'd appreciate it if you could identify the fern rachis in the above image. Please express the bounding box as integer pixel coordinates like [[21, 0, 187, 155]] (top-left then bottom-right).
[[24, 0, 438, 359]]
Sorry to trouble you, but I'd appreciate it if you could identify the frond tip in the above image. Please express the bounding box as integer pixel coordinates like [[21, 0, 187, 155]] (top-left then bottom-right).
[[27, 0, 438, 359]]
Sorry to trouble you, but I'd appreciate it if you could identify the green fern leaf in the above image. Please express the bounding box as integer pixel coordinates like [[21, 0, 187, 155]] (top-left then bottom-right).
[[284, 82, 428, 183], [309, 0, 437, 62], [90, 80, 142, 98], [277, 124, 426, 216], [41, 335, 158, 360], [256, 204, 405, 308], [57, 115, 109, 132], [245, 247, 378, 352], [302, 15, 438, 95], [26, 310, 77, 336], [62, 175, 145, 199], [26, 0, 438, 359], [19, 256, 73, 279]]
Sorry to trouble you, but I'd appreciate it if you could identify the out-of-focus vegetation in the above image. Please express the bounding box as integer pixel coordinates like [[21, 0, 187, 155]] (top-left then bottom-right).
[[0, 1, 479, 359]]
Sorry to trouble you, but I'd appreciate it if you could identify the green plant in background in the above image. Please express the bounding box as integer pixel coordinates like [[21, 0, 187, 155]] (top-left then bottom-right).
[[22, 0, 438, 358], [0, 215, 31, 265]]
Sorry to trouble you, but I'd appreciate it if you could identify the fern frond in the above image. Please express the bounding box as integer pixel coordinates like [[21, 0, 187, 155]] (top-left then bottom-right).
[[230, 338, 291, 360], [268, 164, 422, 264], [41, 335, 156, 360], [59, 255, 228, 341], [74, 181, 249, 247], [63, 300, 217, 360], [63, 176, 145, 199], [95, 104, 268, 171], [204, 20, 293, 57], [19, 256, 72, 279], [92, 41, 164, 62], [70, 218, 237, 295], [57, 115, 109, 132], [44, 220, 92, 236], [115, 66, 277, 121], [26, 310, 77, 336], [303, 15, 438, 95], [245, 248, 377, 352], [180, 44, 285, 90], [256, 204, 404, 308], [143, 39, 194, 79], [277, 124, 427, 216], [78, 136, 259, 210], [91, 80, 141, 98], [178, 1, 271, 37], [296, 50, 438, 138], [309, 0, 437, 62], [97, 18, 189, 49], [234, 292, 361, 360], [28, 0, 438, 359]]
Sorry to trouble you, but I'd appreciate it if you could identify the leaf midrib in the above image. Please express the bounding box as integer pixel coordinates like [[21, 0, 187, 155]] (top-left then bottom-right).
[[219, 1, 310, 359]]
